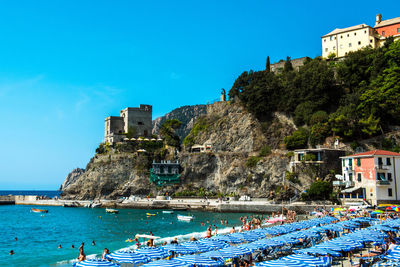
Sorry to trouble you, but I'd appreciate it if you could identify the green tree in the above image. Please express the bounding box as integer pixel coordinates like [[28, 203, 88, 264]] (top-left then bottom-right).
[[284, 127, 309, 150], [283, 56, 293, 72], [266, 56, 271, 73], [302, 180, 333, 200], [159, 119, 182, 148]]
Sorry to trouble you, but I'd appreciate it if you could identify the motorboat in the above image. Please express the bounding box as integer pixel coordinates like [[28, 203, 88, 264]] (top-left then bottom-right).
[[177, 214, 194, 221], [106, 208, 119, 214], [31, 208, 48, 213], [162, 210, 174, 214]]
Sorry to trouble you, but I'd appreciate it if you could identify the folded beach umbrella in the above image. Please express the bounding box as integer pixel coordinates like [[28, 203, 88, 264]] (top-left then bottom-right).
[[256, 259, 309, 267], [181, 241, 213, 253], [211, 235, 242, 244], [141, 259, 187, 267], [175, 254, 223, 267], [283, 254, 330, 267], [75, 259, 119, 267], [107, 251, 150, 264], [295, 247, 342, 257], [198, 239, 230, 249], [135, 247, 170, 260], [162, 244, 196, 255]]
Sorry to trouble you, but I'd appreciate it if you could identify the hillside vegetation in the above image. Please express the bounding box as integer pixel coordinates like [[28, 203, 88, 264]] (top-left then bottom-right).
[[229, 38, 400, 150]]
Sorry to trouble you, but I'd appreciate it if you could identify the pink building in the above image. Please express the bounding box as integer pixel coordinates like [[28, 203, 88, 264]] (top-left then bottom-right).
[[337, 150, 400, 206]]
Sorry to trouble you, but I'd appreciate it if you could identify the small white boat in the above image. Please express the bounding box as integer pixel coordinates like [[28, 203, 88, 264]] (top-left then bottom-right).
[[177, 214, 194, 221], [106, 208, 119, 214], [162, 210, 174, 214]]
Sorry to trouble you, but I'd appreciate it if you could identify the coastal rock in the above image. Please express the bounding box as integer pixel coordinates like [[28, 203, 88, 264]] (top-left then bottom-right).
[[152, 105, 207, 141], [59, 168, 85, 191]]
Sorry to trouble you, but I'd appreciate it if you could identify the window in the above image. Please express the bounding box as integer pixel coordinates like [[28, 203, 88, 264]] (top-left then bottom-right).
[[341, 35, 343, 38], [364, 30, 367, 34], [370, 39, 373, 43], [398, 28, 400, 33], [382, 31, 385, 36], [324, 39, 326, 42], [325, 48, 328, 52], [347, 34, 349, 37], [330, 36, 333, 41], [358, 41, 361, 45], [378, 173, 385, 181], [357, 158, 361, 167], [357, 173, 362, 182], [378, 157, 383, 165], [340, 44, 343, 49], [349, 43, 352, 47], [138, 121, 144, 125], [354, 32, 357, 36], [388, 188, 393, 197], [349, 159, 353, 167], [333, 46, 336, 50], [387, 158, 391, 165], [349, 173, 353, 182], [388, 173, 392, 181]]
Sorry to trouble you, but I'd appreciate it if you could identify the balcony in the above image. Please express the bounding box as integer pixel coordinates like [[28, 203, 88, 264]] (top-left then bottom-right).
[[377, 180, 390, 185], [376, 164, 389, 170], [333, 181, 355, 187]]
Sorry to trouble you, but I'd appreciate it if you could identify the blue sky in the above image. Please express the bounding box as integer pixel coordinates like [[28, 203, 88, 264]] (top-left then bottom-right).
[[0, 0, 397, 189]]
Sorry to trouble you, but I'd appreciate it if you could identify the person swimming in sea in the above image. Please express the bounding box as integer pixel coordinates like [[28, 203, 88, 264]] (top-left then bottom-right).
[[58, 244, 62, 249], [102, 248, 109, 260], [92, 240, 96, 246], [9, 250, 14, 255]]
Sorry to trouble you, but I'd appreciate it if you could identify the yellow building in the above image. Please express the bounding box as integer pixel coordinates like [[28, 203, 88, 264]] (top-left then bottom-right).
[[321, 24, 377, 58]]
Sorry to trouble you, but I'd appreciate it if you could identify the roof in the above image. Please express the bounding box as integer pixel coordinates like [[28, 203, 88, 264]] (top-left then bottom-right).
[[343, 150, 400, 158], [375, 17, 400, 28], [322, 24, 370, 37], [341, 187, 363, 193]]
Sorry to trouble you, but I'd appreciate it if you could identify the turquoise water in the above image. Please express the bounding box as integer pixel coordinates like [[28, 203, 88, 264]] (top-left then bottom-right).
[[1, 205, 250, 266]]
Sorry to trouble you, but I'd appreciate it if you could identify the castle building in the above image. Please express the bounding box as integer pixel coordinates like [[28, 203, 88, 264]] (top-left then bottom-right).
[[104, 105, 152, 144], [336, 150, 400, 206]]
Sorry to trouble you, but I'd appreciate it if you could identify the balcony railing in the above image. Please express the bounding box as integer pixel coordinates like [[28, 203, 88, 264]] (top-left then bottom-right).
[[376, 164, 389, 170], [377, 180, 390, 185], [333, 181, 355, 187]]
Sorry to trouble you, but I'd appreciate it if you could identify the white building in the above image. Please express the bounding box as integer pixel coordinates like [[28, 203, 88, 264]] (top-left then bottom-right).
[[336, 150, 400, 206]]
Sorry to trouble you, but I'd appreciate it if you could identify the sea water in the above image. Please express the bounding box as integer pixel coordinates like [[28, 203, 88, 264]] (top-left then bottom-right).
[[0, 204, 251, 266]]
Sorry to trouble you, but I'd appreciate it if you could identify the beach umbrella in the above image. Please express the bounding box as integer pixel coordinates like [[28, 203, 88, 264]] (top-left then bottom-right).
[[230, 233, 260, 242], [141, 259, 187, 267], [314, 242, 345, 252], [75, 259, 119, 267], [211, 235, 243, 244], [135, 247, 170, 260], [373, 210, 384, 213], [198, 239, 230, 249], [162, 244, 196, 255], [175, 254, 222, 267], [295, 247, 342, 257], [181, 241, 213, 253], [283, 254, 330, 267], [256, 259, 309, 267], [107, 251, 150, 264], [329, 239, 364, 250], [218, 246, 252, 258], [201, 250, 232, 260]]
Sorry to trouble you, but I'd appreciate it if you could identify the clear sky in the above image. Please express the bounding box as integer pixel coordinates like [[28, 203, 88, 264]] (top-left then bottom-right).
[[0, 0, 397, 190]]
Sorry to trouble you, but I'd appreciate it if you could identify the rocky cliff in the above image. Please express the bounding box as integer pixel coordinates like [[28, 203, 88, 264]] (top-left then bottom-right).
[[61, 101, 302, 200], [152, 105, 207, 142], [59, 168, 85, 191]]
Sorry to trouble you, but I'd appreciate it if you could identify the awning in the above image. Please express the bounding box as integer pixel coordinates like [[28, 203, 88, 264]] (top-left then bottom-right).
[[341, 187, 363, 193]]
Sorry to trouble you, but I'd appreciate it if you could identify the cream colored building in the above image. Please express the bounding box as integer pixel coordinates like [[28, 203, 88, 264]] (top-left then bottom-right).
[[321, 24, 377, 58]]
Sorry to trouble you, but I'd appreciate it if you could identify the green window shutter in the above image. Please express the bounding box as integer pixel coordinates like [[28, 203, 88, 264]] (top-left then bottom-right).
[[357, 158, 361, 167]]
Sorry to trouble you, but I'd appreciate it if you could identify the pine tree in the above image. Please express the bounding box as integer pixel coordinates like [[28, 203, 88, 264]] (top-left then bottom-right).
[[284, 56, 293, 72]]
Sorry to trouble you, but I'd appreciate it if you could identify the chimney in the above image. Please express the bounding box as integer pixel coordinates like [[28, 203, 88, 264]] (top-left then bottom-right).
[[376, 14, 382, 25]]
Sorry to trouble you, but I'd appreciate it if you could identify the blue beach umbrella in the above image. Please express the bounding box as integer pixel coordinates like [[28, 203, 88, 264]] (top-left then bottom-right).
[[135, 247, 170, 260], [198, 239, 230, 249], [295, 247, 342, 257], [329, 239, 364, 250], [230, 233, 260, 242], [201, 250, 231, 260], [283, 254, 330, 267], [256, 259, 309, 267], [141, 259, 187, 267], [211, 235, 242, 244], [75, 259, 119, 267], [181, 241, 213, 253], [162, 244, 196, 255], [175, 254, 223, 267], [107, 251, 150, 264], [218, 246, 252, 258], [314, 243, 345, 252]]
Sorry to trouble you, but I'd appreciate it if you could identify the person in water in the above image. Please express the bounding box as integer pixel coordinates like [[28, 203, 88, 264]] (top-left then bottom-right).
[[78, 243, 86, 262], [92, 240, 96, 246], [9, 250, 14, 255], [58, 244, 62, 249], [102, 248, 110, 260], [171, 237, 178, 244], [206, 227, 212, 238]]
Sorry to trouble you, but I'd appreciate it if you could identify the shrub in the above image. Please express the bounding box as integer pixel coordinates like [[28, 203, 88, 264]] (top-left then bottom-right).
[[259, 145, 271, 157], [284, 127, 309, 150], [301, 180, 333, 200], [246, 156, 261, 168], [309, 111, 329, 125]]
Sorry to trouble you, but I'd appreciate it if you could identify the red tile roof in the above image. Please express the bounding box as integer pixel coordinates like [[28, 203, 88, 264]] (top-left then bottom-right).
[[347, 150, 400, 158]]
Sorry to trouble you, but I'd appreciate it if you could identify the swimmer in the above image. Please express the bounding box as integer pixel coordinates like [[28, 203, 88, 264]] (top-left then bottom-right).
[[9, 250, 14, 255], [72, 245, 75, 249], [58, 244, 62, 249], [92, 240, 96, 246], [14, 237, 18, 241]]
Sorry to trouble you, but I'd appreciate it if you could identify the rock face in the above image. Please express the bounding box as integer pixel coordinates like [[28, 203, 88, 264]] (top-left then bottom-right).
[[59, 168, 85, 191], [152, 105, 207, 141], [61, 101, 298, 200]]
